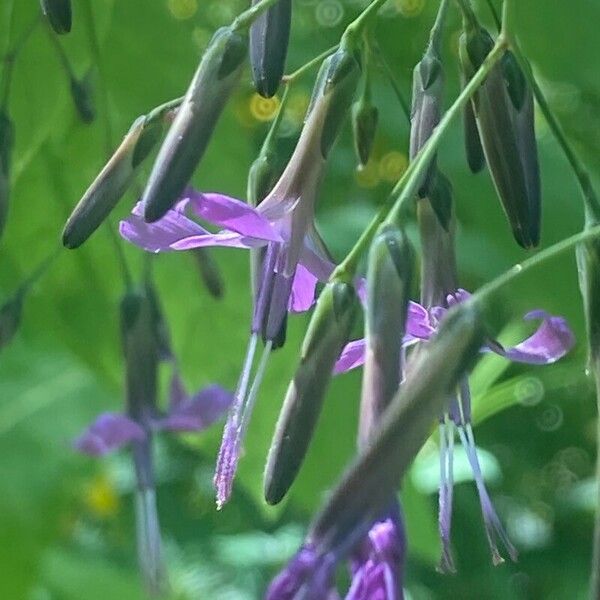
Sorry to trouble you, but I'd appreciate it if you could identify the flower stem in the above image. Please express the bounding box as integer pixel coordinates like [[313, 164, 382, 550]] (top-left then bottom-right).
[[282, 45, 339, 84], [145, 96, 184, 124], [232, 0, 288, 31], [332, 37, 508, 281], [470, 224, 600, 308], [371, 42, 410, 123], [592, 357, 600, 599], [343, 0, 389, 44]]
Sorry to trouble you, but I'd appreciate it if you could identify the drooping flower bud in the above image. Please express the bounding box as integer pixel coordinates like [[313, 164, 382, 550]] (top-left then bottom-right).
[[69, 71, 95, 123], [264, 281, 358, 505], [358, 225, 413, 449], [192, 248, 224, 299], [352, 97, 378, 167], [249, 0, 291, 98], [309, 302, 485, 555], [318, 45, 361, 158], [0, 110, 14, 238], [63, 116, 163, 248], [461, 71, 484, 173], [40, 0, 72, 35], [410, 45, 444, 197], [142, 27, 247, 222], [459, 25, 540, 248]]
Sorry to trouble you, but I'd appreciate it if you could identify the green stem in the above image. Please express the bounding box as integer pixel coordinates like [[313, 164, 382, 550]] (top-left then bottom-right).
[[429, 0, 450, 55], [232, 0, 287, 31], [471, 224, 600, 307], [261, 84, 290, 153], [343, 0, 389, 43], [145, 96, 184, 124], [45, 23, 73, 76], [484, 0, 501, 31], [455, 0, 478, 29], [592, 357, 600, 600], [19, 245, 62, 293], [372, 43, 410, 123], [283, 45, 338, 84], [332, 38, 508, 281]]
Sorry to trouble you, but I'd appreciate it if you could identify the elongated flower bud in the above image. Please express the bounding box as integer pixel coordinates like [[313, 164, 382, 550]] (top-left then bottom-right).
[[461, 71, 485, 173], [319, 46, 361, 158], [0, 111, 14, 238], [63, 116, 162, 248], [69, 72, 95, 123], [358, 225, 413, 449], [501, 51, 527, 112], [459, 26, 540, 248], [427, 169, 453, 232], [410, 47, 444, 196], [192, 248, 224, 299], [143, 27, 247, 222], [264, 281, 358, 505], [309, 303, 485, 555], [40, 0, 72, 35], [250, 0, 291, 98], [352, 98, 378, 167]]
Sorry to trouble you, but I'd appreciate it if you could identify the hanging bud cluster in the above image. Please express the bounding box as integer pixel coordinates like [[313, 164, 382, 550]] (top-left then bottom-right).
[[249, 0, 292, 98], [459, 19, 540, 248]]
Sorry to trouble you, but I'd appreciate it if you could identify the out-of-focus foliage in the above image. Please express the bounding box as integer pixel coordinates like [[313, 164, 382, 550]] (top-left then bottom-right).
[[0, 0, 599, 598]]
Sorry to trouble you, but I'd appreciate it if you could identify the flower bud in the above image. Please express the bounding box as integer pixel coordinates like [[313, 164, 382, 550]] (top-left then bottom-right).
[[249, 0, 291, 98], [310, 302, 485, 554], [0, 111, 14, 238], [358, 225, 413, 449], [427, 169, 453, 232], [40, 0, 72, 35], [63, 116, 162, 248], [193, 248, 224, 299], [264, 281, 358, 505], [461, 71, 485, 173], [142, 27, 247, 222], [0, 290, 24, 351], [352, 98, 378, 167], [69, 72, 95, 124], [459, 26, 538, 249], [502, 51, 527, 112], [317, 46, 361, 159], [410, 48, 444, 197]]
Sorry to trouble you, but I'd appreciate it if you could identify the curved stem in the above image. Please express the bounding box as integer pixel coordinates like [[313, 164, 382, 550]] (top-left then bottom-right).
[[484, 0, 501, 32], [372, 43, 410, 123], [232, 0, 285, 31], [429, 0, 450, 55], [283, 45, 338, 84]]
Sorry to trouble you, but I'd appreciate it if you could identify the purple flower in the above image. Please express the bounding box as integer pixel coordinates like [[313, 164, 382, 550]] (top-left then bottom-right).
[[266, 510, 405, 600], [334, 289, 574, 570], [74, 372, 233, 456]]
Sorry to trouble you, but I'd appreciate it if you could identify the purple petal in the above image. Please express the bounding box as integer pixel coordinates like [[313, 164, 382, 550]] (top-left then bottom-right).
[[73, 412, 145, 456], [406, 301, 436, 339], [120, 201, 209, 252], [289, 263, 318, 313], [157, 382, 234, 432], [185, 189, 282, 242], [334, 339, 367, 373], [489, 310, 575, 365], [170, 230, 266, 251]]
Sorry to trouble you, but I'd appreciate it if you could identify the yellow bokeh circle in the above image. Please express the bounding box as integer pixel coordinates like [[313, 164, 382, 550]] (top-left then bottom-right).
[[355, 160, 381, 189], [395, 0, 426, 18], [379, 151, 408, 182], [167, 0, 198, 21], [84, 474, 120, 519], [249, 93, 281, 122]]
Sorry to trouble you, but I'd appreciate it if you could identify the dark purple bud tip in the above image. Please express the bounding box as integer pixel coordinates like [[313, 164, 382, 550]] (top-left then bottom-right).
[[40, 0, 72, 35], [352, 99, 378, 167], [250, 0, 292, 98]]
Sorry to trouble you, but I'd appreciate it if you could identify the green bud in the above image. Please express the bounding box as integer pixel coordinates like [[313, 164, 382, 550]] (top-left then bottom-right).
[[142, 27, 247, 222], [352, 98, 378, 167], [63, 116, 162, 248], [0, 290, 24, 351], [310, 302, 485, 552], [250, 0, 291, 98], [358, 225, 413, 449], [410, 49, 444, 197], [40, 0, 72, 35], [144, 280, 173, 362], [501, 51, 527, 112], [461, 72, 485, 173], [459, 29, 538, 249], [192, 248, 224, 299], [427, 169, 453, 232], [264, 281, 358, 505], [69, 72, 95, 124], [317, 47, 361, 158]]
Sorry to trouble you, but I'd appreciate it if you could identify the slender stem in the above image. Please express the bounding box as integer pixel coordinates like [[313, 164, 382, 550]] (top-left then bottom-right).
[[343, 0, 389, 43], [429, 0, 450, 55], [45, 23, 73, 76], [470, 224, 600, 307], [282, 45, 338, 84], [19, 245, 62, 293], [262, 84, 290, 152], [145, 95, 184, 124], [372, 43, 410, 123], [232, 0, 286, 31], [592, 357, 600, 599], [484, 0, 501, 31], [331, 38, 507, 281]]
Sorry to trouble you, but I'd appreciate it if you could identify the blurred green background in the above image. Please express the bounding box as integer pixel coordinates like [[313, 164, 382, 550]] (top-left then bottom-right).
[[1, 0, 599, 598]]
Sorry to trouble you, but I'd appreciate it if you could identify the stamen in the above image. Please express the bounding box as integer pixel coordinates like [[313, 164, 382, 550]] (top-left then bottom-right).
[[214, 333, 259, 508], [437, 416, 456, 573], [134, 487, 166, 597], [240, 340, 273, 440]]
